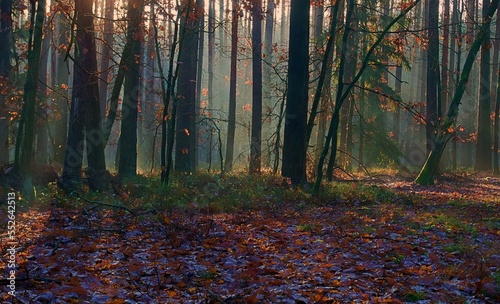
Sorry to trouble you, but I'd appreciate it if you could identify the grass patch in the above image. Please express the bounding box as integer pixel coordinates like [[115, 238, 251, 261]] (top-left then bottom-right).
[[403, 290, 427, 302]]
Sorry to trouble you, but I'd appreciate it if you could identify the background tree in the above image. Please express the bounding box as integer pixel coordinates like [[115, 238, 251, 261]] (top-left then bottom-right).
[[426, 0, 440, 152], [475, 0, 492, 171], [415, 0, 499, 185], [250, 0, 263, 174], [281, 0, 309, 184], [224, 0, 240, 172]]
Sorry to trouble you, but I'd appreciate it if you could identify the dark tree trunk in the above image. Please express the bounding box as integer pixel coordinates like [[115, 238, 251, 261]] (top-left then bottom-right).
[[250, 0, 263, 174], [474, 0, 492, 171], [99, 0, 114, 122], [175, 0, 201, 174], [118, 0, 144, 177], [494, 67, 499, 175], [14, 0, 45, 195], [415, 0, 499, 185], [426, 0, 439, 152], [0, 0, 12, 165], [281, 0, 310, 184], [224, 0, 239, 172], [62, 0, 106, 190]]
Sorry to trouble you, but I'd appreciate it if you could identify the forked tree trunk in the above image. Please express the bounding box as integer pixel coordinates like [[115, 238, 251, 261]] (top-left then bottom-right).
[[415, 0, 499, 185]]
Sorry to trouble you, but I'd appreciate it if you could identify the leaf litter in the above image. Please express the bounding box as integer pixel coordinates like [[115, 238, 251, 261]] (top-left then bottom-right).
[[1, 176, 499, 303]]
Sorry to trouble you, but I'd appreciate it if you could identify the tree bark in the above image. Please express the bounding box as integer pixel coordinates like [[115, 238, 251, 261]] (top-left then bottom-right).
[[53, 12, 70, 166], [426, 0, 440, 152], [281, 0, 310, 184], [224, 0, 239, 172], [118, 0, 144, 178], [14, 0, 45, 195], [0, 0, 12, 165], [99, 0, 114, 123], [250, 0, 263, 174], [415, 0, 499, 185], [474, 0, 492, 171], [62, 0, 106, 190], [175, 0, 201, 174]]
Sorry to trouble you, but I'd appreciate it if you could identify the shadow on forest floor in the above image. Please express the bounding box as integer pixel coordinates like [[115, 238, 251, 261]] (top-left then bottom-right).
[[1, 173, 499, 303]]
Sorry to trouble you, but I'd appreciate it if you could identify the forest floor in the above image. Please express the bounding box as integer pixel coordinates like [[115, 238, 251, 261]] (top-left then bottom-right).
[[0, 173, 499, 303]]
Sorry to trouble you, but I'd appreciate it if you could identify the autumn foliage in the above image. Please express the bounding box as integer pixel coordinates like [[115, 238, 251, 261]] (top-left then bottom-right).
[[1, 173, 499, 302]]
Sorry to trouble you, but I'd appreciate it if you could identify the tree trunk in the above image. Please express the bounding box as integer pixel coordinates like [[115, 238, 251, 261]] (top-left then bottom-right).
[[53, 12, 69, 166], [282, 0, 310, 183], [250, 0, 263, 174], [61, 0, 106, 190], [99, 0, 114, 123], [313, 0, 420, 192], [474, 0, 492, 171], [415, 0, 499, 185], [0, 0, 12, 165], [494, 66, 499, 175], [175, 0, 201, 174], [263, 0, 274, 135], [14, 0, 45, 195], [118, 0, 144, 177], [426, 0, 440, 152], [36, 29, 51, 164], [224, 0, 239, 172]]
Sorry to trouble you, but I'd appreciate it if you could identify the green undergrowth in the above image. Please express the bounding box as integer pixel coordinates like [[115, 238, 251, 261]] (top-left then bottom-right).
[[19, 172, 403, 213]]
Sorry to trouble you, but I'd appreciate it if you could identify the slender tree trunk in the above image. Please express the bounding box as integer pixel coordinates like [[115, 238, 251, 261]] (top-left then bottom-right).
[[99, 0, 114, 123], [53, 12, 69, 166], [426, 0, 440, 152], [224, 0, 239, 172], [493, 0, 500, 175], [250, 0, 263, 174], [315, 1, 337, 167], [282, 0, 310, 183], [196, 0, 205, 167], [36, 28, 51, 164], [313, 0, 420, 192], [475, 0, 492, 171], [0, 0, 13, 164], [306, 0, 340, 147], [494, 67, 499, 175], [263, 0, 274, 137], [415, 0, 499, 185]]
